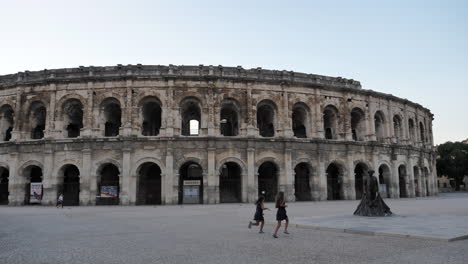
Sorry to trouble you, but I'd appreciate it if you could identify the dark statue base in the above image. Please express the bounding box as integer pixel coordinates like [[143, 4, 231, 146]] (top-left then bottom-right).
[[353, 192, 392, 217]]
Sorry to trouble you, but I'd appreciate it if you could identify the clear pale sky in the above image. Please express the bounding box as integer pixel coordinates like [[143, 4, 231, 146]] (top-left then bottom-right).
[[1, 0, 467, 144]]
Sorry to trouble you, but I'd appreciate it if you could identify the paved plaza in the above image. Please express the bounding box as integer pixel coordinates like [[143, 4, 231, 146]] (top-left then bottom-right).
[[1, 193, 468, 264]]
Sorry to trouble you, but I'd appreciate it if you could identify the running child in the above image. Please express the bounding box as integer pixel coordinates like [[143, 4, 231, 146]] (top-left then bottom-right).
[[248, 196, 269, 233], [272, 191, 289, 238]]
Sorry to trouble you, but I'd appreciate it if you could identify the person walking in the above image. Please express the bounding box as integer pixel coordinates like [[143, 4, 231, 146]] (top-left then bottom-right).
[[272, 191, 289, 238], [248, 196, 269, 233], [56, 193, 64, 208]]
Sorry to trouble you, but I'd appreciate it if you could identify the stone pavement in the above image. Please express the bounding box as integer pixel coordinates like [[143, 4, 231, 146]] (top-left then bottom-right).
[[1, 193, 468, 264]]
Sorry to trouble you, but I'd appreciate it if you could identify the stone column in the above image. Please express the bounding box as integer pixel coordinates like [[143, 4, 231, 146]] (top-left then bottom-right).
[[120, 147, 132, 205], [207, 143, 217, 204], [402, 105, 410, 144], [7, 152, 21, 205], [45, 87, 57, 138], [121, 80, 134, 137], [11, 87, 23, 141], [283, 144, 294, 201], [407, 157, 416, 198], [246, 141, 256, 202], [246, 87, 257, 137], [317, 148, 327, 201], [165, 147, 174, 204], [82, 86, 94, 137], [282, 91, 293, 137], [207, 88, 216, 136], [391, 160, 400, 198], [313, 90, 323, 138], [80, 148, 92, 205], [344, 95, 353, 141], [367, 97, 377, 141], [42, 147, 55, 205], [385, 102, 393, 144], [417, 166, 423, 197]]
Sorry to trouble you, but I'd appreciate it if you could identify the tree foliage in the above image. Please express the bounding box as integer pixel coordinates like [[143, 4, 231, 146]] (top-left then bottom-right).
[[436, 141, 468, 190]]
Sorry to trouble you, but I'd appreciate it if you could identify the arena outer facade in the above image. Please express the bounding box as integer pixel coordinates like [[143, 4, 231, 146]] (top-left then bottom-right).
[[0, 65, 437, 206]]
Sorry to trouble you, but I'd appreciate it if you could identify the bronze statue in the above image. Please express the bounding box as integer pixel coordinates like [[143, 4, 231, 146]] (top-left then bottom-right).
[[353, 170, 392, 217]]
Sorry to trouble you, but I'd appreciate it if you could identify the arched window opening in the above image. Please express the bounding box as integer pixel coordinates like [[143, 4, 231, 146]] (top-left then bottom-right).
[[294, 163, 311, 201], [323, 105, 338, 140], [97, 164, 120, 205], [102, 100, 121, 137], [62, 99, 83, 138], [292, 105, 308, 138], [181, 99, 201, 136], [419, 122, 425, 143], [354, 163, 368, 199], [24, 165, 43, 204], [374, 111, 385, 142], [257, 102, 275, 137], [62, 165, 80, 206], [137, 163, 162, 205], [378, 164, 391, 198], [258, 162, 278, 202], [220, 102, 239, 137], [399, 165, 407, 198], [220, 162, 242, 203], [29, 102, 46, 139], [141, 100, 162, 136], [408, 119, 415, 142], [351, 108, 366, 141], [0, 105, 14, 142], [179, 162, 203, 204], [393, 115, 403, 143], [326, 163, 343, 200], [0, 167, 9, 204]]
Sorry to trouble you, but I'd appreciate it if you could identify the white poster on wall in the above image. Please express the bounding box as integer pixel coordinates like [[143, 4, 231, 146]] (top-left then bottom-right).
[[30, 182, 42, 203]]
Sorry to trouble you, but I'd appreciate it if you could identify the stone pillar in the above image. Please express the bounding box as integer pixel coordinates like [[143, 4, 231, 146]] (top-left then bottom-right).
[[207, 88, 216, 136], [207, 143, 217, 204], [121, 80, 134, 137], [391, 160, 400, 198], [246, 87, 257, 137], [317, 149, 327, 201], [42, 148, 55, 205], [246, 142, 256, 202], [402, 105, 410, 144], [45, 87, 57, 138], [120, 148, 132, 205], [367, 98, 377, 141], [81, 86, 94, 137], [283, 144, 294, 201], [282, 91, 293, 137], [7, 152, 21, 205], [346, 153, 356, 200], [385, 102, 393, 144], [343, 95, 353, 141], [407, 157, 416, 198], [416, 166, 423, 197], [80, 148, 92, 205], [11, 87, 23, 141], [165, 147, 174, 204], [313, 90, 323, 138]]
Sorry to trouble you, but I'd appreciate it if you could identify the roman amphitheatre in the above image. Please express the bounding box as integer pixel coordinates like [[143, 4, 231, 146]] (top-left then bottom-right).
[[0, 64, 437, 206]]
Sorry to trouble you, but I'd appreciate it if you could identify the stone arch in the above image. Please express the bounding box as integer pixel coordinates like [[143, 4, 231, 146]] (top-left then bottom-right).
[[60, 98, 84, 138], [26, 101, 47, 139], [0, 104, 14, 142], [96, 160, 121, 205], [56, 164, 80, 206], [55, 93, 87, 119], [219, 161, 242, 203], [292, 102, 311, 138], [408, 118, 416, 142], [99, 97, 122, 137], [138, 96, 162, 136], [374, 110, 386, 142], [178, 160, 204, 204], [95, 159, 122, 177], [378, 163, 391, 198], [354, 161, 369, 200], [180, 96, 202, 136], [294, 162, 313, 201], [220, 98, 241, 137], [257, 99, 277, 137], [323, 104, 340, 140], [134, 157, 166, 176], [351, 107, 366, 141], [257, 160, 279, 202], [393, 114, 403, 143], [216, 157, 247, 175], [325, 160, 346, 200], [20, 161, 44, 204], [136, 162, 162, 205]]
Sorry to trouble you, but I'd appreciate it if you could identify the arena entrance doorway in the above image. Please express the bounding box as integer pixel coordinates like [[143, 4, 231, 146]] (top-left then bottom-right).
[[137, 162, 162, 205], [219, 162, 242, 203], [258, 162, 278, 202]]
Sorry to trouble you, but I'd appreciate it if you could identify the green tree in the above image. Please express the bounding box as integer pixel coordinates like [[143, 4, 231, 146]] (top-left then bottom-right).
[[436, 141, 468, 190]]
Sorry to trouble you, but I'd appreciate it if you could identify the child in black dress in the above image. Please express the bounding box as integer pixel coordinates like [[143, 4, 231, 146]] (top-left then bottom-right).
[[273, 191, 289, 238], [248, 196, 269, 233]]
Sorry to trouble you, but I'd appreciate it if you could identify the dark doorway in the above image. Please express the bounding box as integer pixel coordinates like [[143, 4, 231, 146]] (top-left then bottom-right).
[[137, 163, 162, 205], [323, 106, 338, 140], [220, 103, 239, 137], [181, 100, 201, 136], [0, 105, 14, 142], [326, 163, 342, 200], [258, 162, 278, 202], [179, 162, 203, 204], [0, 167, 9, 204], [63, 99, 83, 138], [378, 164, 391, 198], [294, 163, 311, 201], [354, 163, 368, 200], [102, 99, 121, 137], [24, 166, 43, 204], [29, 102, 46, 139], [292, 106, 307, 138], [399, 165, 407, 198], [219, 162, 242, 203], [257, 102, 275, 137], [97, 164, 120, 205], [62, 165, 80, 206]]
